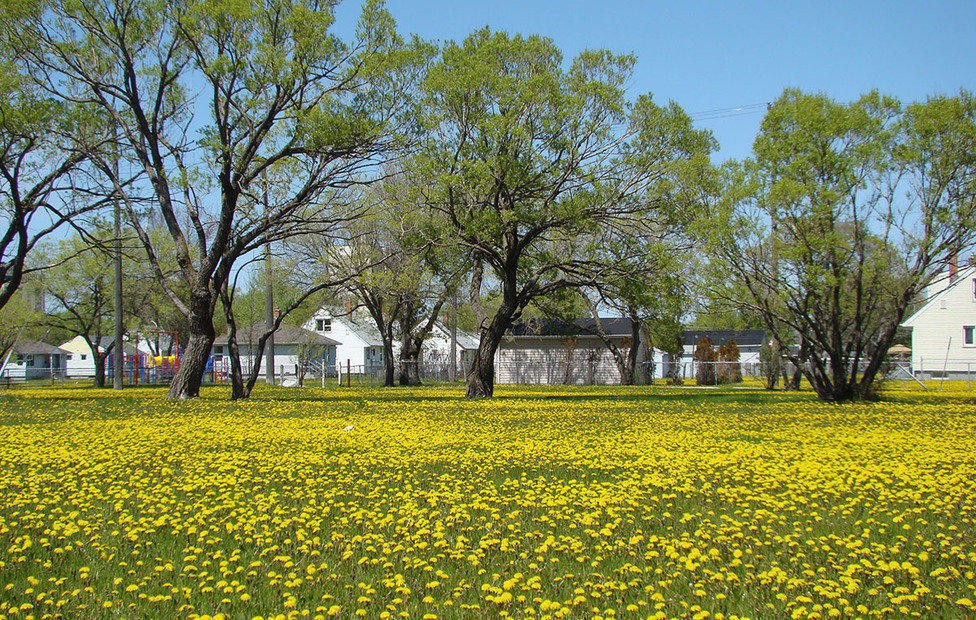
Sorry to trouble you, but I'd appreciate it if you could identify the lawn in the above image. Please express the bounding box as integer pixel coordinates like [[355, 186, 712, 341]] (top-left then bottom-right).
[[0, 383, 974, 619]]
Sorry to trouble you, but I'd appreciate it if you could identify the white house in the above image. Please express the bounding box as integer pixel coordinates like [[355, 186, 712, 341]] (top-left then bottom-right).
[[2, 340, 69, 381], [495, 319, 766, 385], [59, 335, 139, 379], [901, 264, 976, 379], [672, 330, 766, 379], [496, 318, 635, 385], [212, 324, 338, 379], [423, 323, 479, 373], [60, 335, 98, 378], [303, 309, 386, 372]]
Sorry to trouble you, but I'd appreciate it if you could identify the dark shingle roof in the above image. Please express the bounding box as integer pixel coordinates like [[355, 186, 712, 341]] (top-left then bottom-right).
[[14, 340, 70, 356], [97, 337, 140, 356], [683, 330, 766, 348], [508, 317, 635, 338], [215, 324, 340, 347]]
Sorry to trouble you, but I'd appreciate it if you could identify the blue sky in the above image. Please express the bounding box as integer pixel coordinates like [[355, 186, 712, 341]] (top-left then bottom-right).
[[348, 0, 976, 162]]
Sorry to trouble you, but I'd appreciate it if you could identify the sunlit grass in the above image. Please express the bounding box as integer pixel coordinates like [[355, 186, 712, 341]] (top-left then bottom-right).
[[1, 383, 974, 619]]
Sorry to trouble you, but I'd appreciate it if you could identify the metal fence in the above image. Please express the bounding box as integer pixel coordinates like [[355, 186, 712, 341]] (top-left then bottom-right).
[[911, 357, 976, 383]]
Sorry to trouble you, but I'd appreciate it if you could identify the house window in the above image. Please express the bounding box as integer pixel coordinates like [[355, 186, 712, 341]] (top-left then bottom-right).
[[964, 326, 975, 346], [81, 354, 87, 360], [316, 318, 332, 332], [215, 346, 223, 354], [972, 278, 976, 300], [66, 354, 73, 360]]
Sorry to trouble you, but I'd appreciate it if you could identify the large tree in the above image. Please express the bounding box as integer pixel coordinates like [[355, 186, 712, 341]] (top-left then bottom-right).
[[36, 236, 118, 387], [16, 0, 419, 398], [578, 242, 690, 385], [0, 12, 103, 311], [416, 28, 714, 397], [335, 181, 464, 387], [713, 89, 976, 402]]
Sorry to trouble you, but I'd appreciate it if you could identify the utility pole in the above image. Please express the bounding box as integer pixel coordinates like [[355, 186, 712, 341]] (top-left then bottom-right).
[[449, 290, 458, 382], [113, 123, 124, 390], [264, 187, 275, 385]]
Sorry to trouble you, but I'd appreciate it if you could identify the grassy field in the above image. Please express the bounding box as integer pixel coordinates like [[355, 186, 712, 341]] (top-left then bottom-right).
[[0, 383, 974, 619]]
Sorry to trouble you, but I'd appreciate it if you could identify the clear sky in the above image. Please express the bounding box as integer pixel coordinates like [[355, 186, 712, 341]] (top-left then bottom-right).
[[350, 0, 976, 162]]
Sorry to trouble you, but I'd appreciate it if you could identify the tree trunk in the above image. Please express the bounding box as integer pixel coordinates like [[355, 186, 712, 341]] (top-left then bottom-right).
[[167, 292, 215, 400], [398, 339, 423, 386], [634, 323, 654, 385], [218, 287, 248, 400], [382, 335, 395, 387], [93, 351, 107, 388], [466, 305, 516, 398]]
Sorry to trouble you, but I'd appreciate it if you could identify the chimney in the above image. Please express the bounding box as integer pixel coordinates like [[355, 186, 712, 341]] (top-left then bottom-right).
[[950, 254, 959, 284]]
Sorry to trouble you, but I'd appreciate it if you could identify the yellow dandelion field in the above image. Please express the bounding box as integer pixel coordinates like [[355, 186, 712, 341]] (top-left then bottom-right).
[[1, 384, 975, 619]]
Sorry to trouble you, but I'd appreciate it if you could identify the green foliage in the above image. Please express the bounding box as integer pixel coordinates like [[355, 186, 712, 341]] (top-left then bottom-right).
[[0, 292, 41, 362], [710, 88, 976, 402]]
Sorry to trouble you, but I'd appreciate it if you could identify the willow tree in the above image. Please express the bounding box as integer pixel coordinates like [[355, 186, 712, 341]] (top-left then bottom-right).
[[15, 0, 419, 398], [714, 89, 976, 402], [0, 10, 102, 311], [415, 28, 714, 397]]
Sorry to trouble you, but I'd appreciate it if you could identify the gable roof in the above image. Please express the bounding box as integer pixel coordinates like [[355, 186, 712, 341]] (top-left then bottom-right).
[[682, 330, 766, 348], [902, 265, 976, 327], [215, 324, 340, 347], [311, 309, 384, 347], [430, 322, 480, 350], [97, 336, 141, 356], [15, 340, 70, 356]]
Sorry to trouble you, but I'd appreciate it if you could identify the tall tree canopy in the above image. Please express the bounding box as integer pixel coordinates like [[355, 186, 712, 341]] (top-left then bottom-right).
[[0, 6, 103, 312], [712, 89, 976, 402], [13, 0, 423, 398], [415, 28, 714, 397]]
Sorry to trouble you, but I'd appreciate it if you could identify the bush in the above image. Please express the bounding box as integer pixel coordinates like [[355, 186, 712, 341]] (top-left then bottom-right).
[[717, 339, 742, 384], [759, 337, 782, 390], [694, 337, 717, 386]]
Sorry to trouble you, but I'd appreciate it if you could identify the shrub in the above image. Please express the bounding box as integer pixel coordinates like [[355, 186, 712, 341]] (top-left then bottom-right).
[[759, 337, 783, 390], [717, 339, 742, 384], [694, 337, 717, 386]]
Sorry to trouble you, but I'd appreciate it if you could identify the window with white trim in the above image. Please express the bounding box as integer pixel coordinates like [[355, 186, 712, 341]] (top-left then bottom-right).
[[316, 318, 332, 332], [964, 326, 975, 346]]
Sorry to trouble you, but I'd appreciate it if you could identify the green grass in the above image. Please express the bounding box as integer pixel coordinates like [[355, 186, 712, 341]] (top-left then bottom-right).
[[1, 383, 975, 619]]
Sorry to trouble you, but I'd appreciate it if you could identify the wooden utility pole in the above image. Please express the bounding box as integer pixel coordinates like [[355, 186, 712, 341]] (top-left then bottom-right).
[[113, 123, 124, 390], [449, 291, 458, 381], [264, 241, 275, 385]]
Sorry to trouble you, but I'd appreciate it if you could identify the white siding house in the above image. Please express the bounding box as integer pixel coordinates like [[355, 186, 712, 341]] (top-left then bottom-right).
[[495, 320, 767, 385], [423, 323, 479, 372], [60, 335, 98, 378], [212, 324, 338, 379], [59, 336, 138, 379], [302, 309, 385, 372], [669, 330, 766, 380], [496, 318, 635, 385], [2, 341, 69, 381], [902, 265, 976, 379]]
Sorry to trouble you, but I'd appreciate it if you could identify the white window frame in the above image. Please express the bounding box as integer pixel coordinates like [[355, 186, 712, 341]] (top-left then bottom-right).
[[964, 325, 975, 347]]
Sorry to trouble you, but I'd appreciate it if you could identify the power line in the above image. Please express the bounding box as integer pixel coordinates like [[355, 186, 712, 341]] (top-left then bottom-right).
[[690, 102, 770, 121]]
